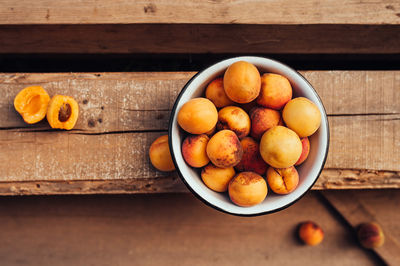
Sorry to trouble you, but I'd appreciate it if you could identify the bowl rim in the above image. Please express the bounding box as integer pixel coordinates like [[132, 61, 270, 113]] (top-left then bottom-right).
[[168, 56, 330, 217]]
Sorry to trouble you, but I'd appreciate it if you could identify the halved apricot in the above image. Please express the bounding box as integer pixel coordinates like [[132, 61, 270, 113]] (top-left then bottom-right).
[[47, 95, 79, 130], [14, 86, 50, 124]]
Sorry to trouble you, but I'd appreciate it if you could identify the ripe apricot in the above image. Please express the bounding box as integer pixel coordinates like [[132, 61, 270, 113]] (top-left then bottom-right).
[[206, 130, 243, 168], [283, 97, 321, 138], [259, 126, 302, 168], [298, 221, 324, 246], [182, 134, 210, 168], [14, 86, 50, 124], [266, 166, 299, 194], [295, 137, 310, 166], [235, 137, 267, 175], [357, 222, 385, 249], [250, 107, 280, 140], [149, 135, 175, 172], [223, 61, 261, 103], [201, 164, 235, 192], [205, 77, 234, 108], [257, 73, 292, 110], [177, 97, 218, 134], [217, 106, 250, 139], [47, 95, 79, 130], [228, 172, 267, 207]]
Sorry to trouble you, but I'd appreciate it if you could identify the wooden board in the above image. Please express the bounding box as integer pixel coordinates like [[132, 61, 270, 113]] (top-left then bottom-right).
[[1, 25, 400, 54], [1, 0, 400, 25], [0, 192, 381, 265], [0, 71, 399, 195]]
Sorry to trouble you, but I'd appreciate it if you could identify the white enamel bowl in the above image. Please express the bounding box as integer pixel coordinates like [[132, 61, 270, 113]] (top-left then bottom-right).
[[169, 56, 329, 216]]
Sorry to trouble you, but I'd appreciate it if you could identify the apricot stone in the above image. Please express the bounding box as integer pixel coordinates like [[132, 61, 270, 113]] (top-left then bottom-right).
[[207, 130, 243, 168], [223, 61, 261, 103], [235, 137, 267, 175], [228, 172, 268, 207], [205, 77, 234, 108], [266, 166, 299, 194], [177, 97, 218, 134], [201, 164, 236, 192], [257, 73, 292, 110], [259, 126, 302, 168], [250, 107, 281, 140], [217, 106, 250, 139], [298, 221, 324, 246], [283, 97, 321, 138], [357, 222, 385, 249], [295, 137, 310, 166], [182, 134, 210, 168], [149, 135, 175, 172]]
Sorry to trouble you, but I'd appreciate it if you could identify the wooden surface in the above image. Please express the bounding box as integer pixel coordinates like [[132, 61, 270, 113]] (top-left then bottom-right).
[[0, 191, 384, 265], [1, 0, 400, 25], [0, 71, 399, 194]]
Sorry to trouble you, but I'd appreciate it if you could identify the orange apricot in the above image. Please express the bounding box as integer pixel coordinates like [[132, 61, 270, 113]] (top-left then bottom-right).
[[298, 221, 324, 246], [149, 135, 175, 172], [217, 106, 250, 139], [182, 134, 210, 168], [250, 107, 281, 140], [235, 137, 267, 175], [201, 164, 236, 192], [14, 86, 50, 124], [206, 130, 243, 168], [47, 95, 79, 130], [266, 166, 299, 194], [228, 172, 268, 207], [205, 77, 234, 108], [257, 73, 292, 110], [295, 137, 310, 166]]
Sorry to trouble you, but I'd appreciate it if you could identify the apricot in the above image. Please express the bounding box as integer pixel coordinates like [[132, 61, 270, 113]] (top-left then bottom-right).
[[295, 137, 310, 166], [257, 73, 292, 110], [205, 77, 234, 108], [259, 126, 302, 168], [266, 166, 299, 194], [14, 86, 50, 124], [357, 222, 385, 249], [182, 134, 210, 168], [149, 135, 175, 172], [217, 106, 250, 139], [206, 130, 243, 168], [228, 172, 267, 207], [201, 164, 235, 192], [250, 107, 280, 140], [177, 97, 218, 134], [298, 221, 324, 246], [282, 97, 321, 138], [47, 95, 79, 130], [223, 61, 261, 103], [235, 137, 267, 175]]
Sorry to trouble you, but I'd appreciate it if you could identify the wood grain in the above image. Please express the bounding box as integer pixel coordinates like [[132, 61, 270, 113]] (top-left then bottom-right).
[[0, 71, 399, 194], [1, 25, 400, 54], [1, 0, 400, 25]]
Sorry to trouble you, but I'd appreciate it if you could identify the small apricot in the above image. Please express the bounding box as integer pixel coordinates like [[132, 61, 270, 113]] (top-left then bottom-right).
[[149, 135, 175, 172], [250, 107, 281, 140], [47, 95, 79, 130], [14, 86, 50, 124], [266, 166, 299, 194], [223, 61, 261, 103], [298, 221, 324, 246], [235, 137, 267, 175], [205, 77, 234, 108], [182, 134, 210, 168], [206, 130, 243, 168], [201, 164, 235, 192], [259, 126, 302, 168], [295, 137, 310, 166], [257, 73, 292, 110], [357, 222, 385, 249], [228, 172, 268, 207], [217, 106, 250, 139], [177, 97, 218, 134], [283, 97, 321, 138]]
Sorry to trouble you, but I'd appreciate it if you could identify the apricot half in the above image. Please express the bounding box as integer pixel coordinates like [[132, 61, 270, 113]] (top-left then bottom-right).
[[266, 166, 299, 194], [206, 130, 243, 168], [257, 73, 292, 110], [14, 86, 50, 124], [223, 61, 261, 103], [201, 164, 235, 192], [259, 126, 302, 168], [182, 134, 210, 168], [47, 95, 79, 130], [205, 77, 234, 108], [217, 106, 250, 139], [283, 97, 321, 138], [149, 135, 175, 172], [177, 97, 218, 134], [228, 172, 267, 207]]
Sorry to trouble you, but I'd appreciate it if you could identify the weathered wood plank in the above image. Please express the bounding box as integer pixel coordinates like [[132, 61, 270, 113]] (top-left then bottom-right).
[[1, 0, 399, 25], [1, 25, 400, 54]]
